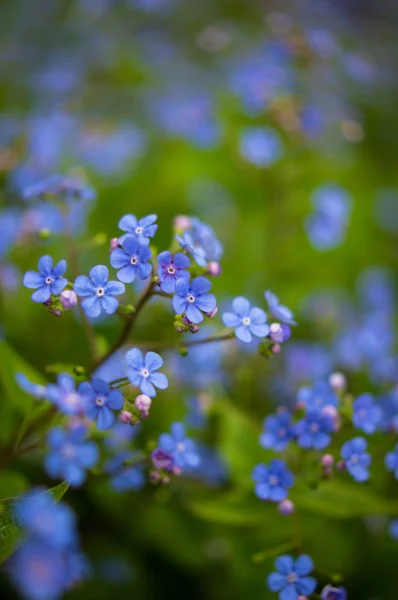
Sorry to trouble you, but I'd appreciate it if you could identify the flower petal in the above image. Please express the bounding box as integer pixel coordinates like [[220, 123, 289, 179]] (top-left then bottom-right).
[[31, 286, 51, 303], [127, 367, 141, 386], [91, 379, 109, 395], [104, 280, 125, 296], [173, 294, 187, 314], [280, 583, 298, 600], [250, 323, 270, 338], [267, 572, 286, 592], [232, 296, 250, 318], [294, 554, 314, 576], [51, 277, 68, 295], [173, 252, 190, 268], [186, 304, 204, 324], [160, 276, 176, 294], [144, 351, 163, 371], [116, 265, 136, 283], [53, 259, 67, 278], [122, 236, 140, 255], [171, 422, 185, 440], [235, 324, 252, 343], [149, 372, 168, 390], [110, 248, 130, 269], [38, 255, 53, 277], [249, 307, 267, 324], [296, 576, 317, 595], [118, 214, 137, 232], [140, 378, 156, 397], [137, 261, 152, 280], [23, 270, 44, 289], [222, 312, 241, 328], [139, 214, 157, 228], [275, 555, 294, 575], [126, 348, 144, 369], [157, 250, 172, 266], [97, 407, 115, 430], [107, 389, 124, 410], [195, 293, 216, 313], [191, 276, 212, 295], [175, 277, 190, 296], [89, 265, 109, 286], [82, 296, 102, 317], [74, 275, 95, 296]]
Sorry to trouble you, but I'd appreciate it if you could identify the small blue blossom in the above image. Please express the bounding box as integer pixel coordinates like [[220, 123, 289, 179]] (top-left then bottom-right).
[[385, 443, 398, 479], [157, 250, 190, 293], [23, 255, 67, 303], [118, 213, 158, 245], [239, 126, 283, 167], [252, 459, 294, 502], [23, 174, 95, 202], [110, 237, 152, 283], [189, 217, 223, 262], [260, 409, 296, 452], [74, 265, 125, 317], [105, 451, 145, 492], [297, 381, 338, 410], [305, 185, 352, 251], [296, 410, 334, 450], [126, 348, 168, 397], [267, 554, 317, 600], [78, 378, 124, 430], [175, 231, 207, 267], [321, 584, 347, 600], [47, 373, 87, 415], [352, 393, 383, 434], [45, 425, 99, 487], [265, 290, 296, 325], [388, 519, 398, 540], [173, 276, 216, 324], [222, 296, 270, 343], [158, 422, 200, 471], [16, 372, 47, 399], [151, 448, 174, 470], [341, 437, 371, 482]]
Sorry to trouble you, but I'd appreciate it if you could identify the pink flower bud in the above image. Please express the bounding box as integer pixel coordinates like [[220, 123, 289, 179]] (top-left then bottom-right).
[[172, 466, 182, 476], [271, 343, 281, 354], [60, 289, 78, 309], [182, 315, 191, 326], [190, 324, 200, 334], [298, 596, 308, 600], [321, 454, 334, 469], [337, 460, 346, 472], [109, 237, 119, 252], [206, 261, 221, 276], [278, 499, 294, 515], [206, 306, 218, 318], [329, 372, 346, 390], [119, 410, 132, 424], [176, 325, 184, 333], [270, 323, 284, 343], [321, 405, 338, 420], [135, 394, 152, 418], [174, 215, 192, 231]]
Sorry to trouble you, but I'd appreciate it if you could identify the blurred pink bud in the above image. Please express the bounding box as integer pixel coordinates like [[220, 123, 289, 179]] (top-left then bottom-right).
[[174, 215, 192, 231], [172, 466, 182, 476], [337, 460, 346, 472], [271, 343, 281, 354], [190, 325, 200, 334], [321, 454, 334, 469], [162, 475, 170, 484], [321, 405, 338, 420], [119, 410, 132, 424], [278, 499, 294, 515], [207, 261, 222, 276], [60, 289, 78, 309], [150, 471, 161, 484], [109, 237, 119, 252], [182, 315, 191, 326], [295, 400, 305, 411], [176, 325, 185, 333], [329, 372, 346, 390], [135, 394, 152, 418], [206, 306, 218, 318], [270, 323, 284, 343], [298, 596, 308, 600]]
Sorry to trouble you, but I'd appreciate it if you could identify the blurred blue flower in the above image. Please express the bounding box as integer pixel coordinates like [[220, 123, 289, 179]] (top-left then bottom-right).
[[74, 265, 125, 317], [222, 296, 269, 343], [297, 381, 338, 410], [186, 395, 208, 430], [321, 584, 347, 600], [173, 276, 216, 324], [105, 451, 145, 492], [265, 290, 296, 325], [189, 217, 223, 262], [110, 237, 152, 283], [352, 393, 382, 434], [296, 410, 334, 450], [47, 373, 87, 416], [388, 519, 398, 540], [45, 425, 99, 487], [23, 174, 95, 202], [175, 231, 207, 267], [158, 422, 200, 471], [305, 184, 352, 251], [126, 348, 168, 397], [267, 554, 317, 599], [157, 250, 190, 293], [23, 255, 67, 303], [252, 459, 294, 502], [0, 208, 21, 259], [78, 378, 124, 430], [117, 213, 158, 245], [385, 444, 398, 479], [239, 126, 283, 167], [341, 437, 370, 482], [16, 373, 47, 399], [260, 409, 296, 452]]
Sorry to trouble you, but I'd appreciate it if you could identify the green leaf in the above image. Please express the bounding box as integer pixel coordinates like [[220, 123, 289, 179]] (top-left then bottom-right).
[[0, 472, 28, 499], [0, 481, 69, 563], [292, 479, 398, 519], [44, 363, 85, 377]]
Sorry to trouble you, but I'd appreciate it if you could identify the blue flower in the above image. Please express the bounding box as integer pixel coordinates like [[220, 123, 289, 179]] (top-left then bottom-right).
[[16, 373, 47, 399], [305, 185, 352, 251], [341, 437, 371, 482], [110, 237, 152, 283], [222, 296, 270, 343], [252, 459, 294, 502], [385, 443, 398, 479], [296, 410, 334, 450], [74, 265, 125, 317], [321, 584, 347, 600], [260, 409, 296, 452], [352, 393, 382, 434], [267, 554, 317, 600], [158, 422, 200, 470], [78, 378, 124, 430], [45, 425, 99, 487], [118, 213, 158, 245], [297, 382, 338, 410], [23, 174, 95, 202], [172, 276, 216, 324], [189, 217, 223, 262], [23, 255, 67, 303], [157, 250, 190, 293], [388, 519, 398, 540], [175, 231, 207, 267], [265, 290, 296, 325], [126, 348, 168, 397], [47, 373, 87, 415], [151, 448, 174, 470], [239, 126, 283, 167], [105, 451, 145, 492]]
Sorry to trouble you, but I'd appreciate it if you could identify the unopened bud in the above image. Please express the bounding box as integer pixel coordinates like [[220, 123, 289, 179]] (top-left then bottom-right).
[[206, 306, 218, 318], [119, 410, 132, 424], [190, 324, 200, 334], [182, 315, 191, 326], [271, 343, 281, 354], [174, 215, 192, 231], [337, 460, 346, 472], [109, 237, 119, 252], [151, 448, 173, 470], [176, 325, 184, 333], [172, 466, 182, 476], [321, 454, 334, 469], [60, 289, 78, 309], [329, 372, 346, 391], [270, 323, 284, 343], [278, 499, 294, 515], [321, 585, 347, 600], [135, 394, 152, 418], [38, 228, 51, 240], [207, 261, 222, 277]]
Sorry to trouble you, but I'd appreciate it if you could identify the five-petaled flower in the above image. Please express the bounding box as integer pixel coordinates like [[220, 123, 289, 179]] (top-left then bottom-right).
[[222, 296, 270, 343], [78, 378, 124, 430], [321, 584, 347, 600], [252, 459, 294, 502], [172, 276, 216, 324], [118, 213, 158, 245], [157, 251, 190, 293], [296, 409, 334, 450], [297, 382, 338, 411], [110, 237, 152, 283], [260, 409, 296, 452], [175, 231, 207, 267], [47, 373, 87, 416], [352, 393, 382, 434], [267, 554, 317, 600], [23, 255, 68, 303], [158, 422, 200, 471], [341, 436, 371, 482], [126, 348, 168, 397], [265, 290, 296, 326], [74, 265, 125, 317], [385, 443, 398, 479]]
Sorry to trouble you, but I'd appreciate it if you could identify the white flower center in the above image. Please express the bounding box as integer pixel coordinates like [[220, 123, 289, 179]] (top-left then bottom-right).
[[177, 442, 185, 452], [310, 423, 319, 433], [96, 287, 105, 297], [268, 475, 279, 486], [278, 428, 287, 437], [168, 266, 176, 274], [65, 392, 80, 408], [287, 572, 297, 584], [351, 454, 359, 465], [45, 276, 52, 285], [187, 295, 196, 303], [95, 396, 105, 407], [242, 317, 251, 326], [131, 256, 138, 265], [140, 368, 150, 378], [62, 443, 76, 460], [135, 226, 143, 234]]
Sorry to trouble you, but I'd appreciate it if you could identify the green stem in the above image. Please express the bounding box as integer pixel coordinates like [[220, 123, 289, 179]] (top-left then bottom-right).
[[252, 540, 298, 563], [109, 377, 130, 386], [132, 332, 235, 351]]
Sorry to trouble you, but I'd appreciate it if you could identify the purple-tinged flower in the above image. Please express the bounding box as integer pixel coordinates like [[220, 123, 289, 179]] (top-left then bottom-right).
[[78, 379, 123, 430], [15, 488, 76, 548], [321, 584, 347, 600], [151, 448, 174, 470], [265, 290, 296, 325], [175, 231, 207, 267], [173, 276, 216, 324], [385, 443, 398, 479], [126, 348, 168, 397], [16, 373, 47, 399], [267, 554, 317, 599], [297, 382, 338, 411], [45, 425, 99, 487], [269, 323, 291, 343], [352, 393, 382, 434], [74, 265, 125, 317], [296, 410, 334, 450], [60, 289, 78, 309], [341, 437, 371, 482], [239, 126, 283, 167], [158, 422, 200, 471], [47, 373, 86, 415], [260, 409, 296, 451], [110, 237, 152, 283], [23, 255, 67, 303], [222, 296, 269, 343], [157, 250, 190, 293], [252, 459, 294, 502], [118, 213, 158, 245]]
